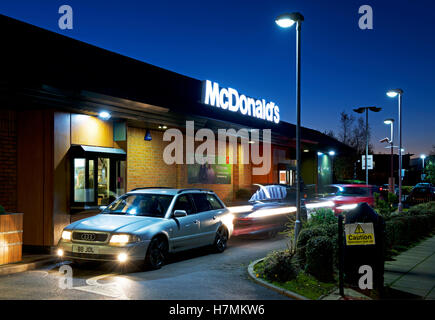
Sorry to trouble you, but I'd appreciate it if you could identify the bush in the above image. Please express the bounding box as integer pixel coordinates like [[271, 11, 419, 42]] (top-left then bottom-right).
[[374, 192, 398, 219], [306, 208, 337, 228], [296, 226, 327, 266], [401, 186, 414, 195], [305, 236, 334, 282], [385, 202, 435, 255], [408, 202, 435, 216], [0, 205, 5, 214], [259, 250, 298, 282]]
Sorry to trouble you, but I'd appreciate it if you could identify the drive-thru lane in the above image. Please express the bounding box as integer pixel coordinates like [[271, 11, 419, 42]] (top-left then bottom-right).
[[0, 235, 290, 300]]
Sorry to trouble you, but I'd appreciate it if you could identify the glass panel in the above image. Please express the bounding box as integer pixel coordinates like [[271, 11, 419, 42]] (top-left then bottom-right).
[[103, 194, 174, 218], [173, 195, 195, 215], [116, 160, 126, 197], [98, 158, 111, 205], [74, 158, 86, 202], [87, 159, 95, 202], [192, 193, 212, 212], [206, 194, 223, 210]]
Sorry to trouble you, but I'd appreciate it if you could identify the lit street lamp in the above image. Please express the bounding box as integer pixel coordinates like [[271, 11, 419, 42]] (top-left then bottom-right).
[[353, 106, 382, 185], [387, 89, 404, 212], [275, 11, 304, 243], [381, 119, 395, 193], [421, 154, 427, 172]]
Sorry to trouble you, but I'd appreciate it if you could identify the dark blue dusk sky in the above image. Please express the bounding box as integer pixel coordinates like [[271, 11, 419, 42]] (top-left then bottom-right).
[[1, 0, 434, 157]]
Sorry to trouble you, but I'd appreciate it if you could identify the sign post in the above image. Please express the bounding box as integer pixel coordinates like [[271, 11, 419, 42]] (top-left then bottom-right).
[[343, 203, 386, 298]]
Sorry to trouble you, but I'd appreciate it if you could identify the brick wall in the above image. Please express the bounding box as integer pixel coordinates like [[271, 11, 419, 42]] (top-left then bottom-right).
[[126, 127, 177, 190], [0, 110, 17, 212]]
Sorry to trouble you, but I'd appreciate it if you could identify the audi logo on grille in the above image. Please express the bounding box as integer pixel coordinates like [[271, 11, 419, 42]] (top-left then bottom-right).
[[80, 233, 96, 241]]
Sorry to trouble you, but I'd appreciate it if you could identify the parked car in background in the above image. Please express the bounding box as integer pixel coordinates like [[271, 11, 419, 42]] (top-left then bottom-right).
[[413, 182, 433, 189], [318, 184, 378, 214], [57, 188, 234, 269], [404, 185, 435, 207], [231, 184, 307, 238]]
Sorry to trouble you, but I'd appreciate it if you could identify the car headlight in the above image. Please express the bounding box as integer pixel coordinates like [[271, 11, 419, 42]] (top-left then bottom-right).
[[110, 234, 137, 246], [61, 230, 72, 241]]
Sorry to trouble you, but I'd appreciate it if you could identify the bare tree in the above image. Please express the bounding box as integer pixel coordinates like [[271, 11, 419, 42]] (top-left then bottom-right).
[[323, 129, 335, 138], [349, 117, 373, 155], [338, 111, 355, 145]]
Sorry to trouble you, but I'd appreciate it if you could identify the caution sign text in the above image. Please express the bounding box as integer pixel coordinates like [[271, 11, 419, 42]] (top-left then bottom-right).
[[345, 223, 375, 245]]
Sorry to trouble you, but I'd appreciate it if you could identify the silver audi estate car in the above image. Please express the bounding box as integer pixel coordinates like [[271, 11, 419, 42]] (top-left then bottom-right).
[[57, 188, 234, 269]]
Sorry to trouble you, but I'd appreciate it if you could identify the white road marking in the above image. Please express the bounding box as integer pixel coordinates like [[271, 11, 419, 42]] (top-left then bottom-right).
[[73, 273, 129, 299]]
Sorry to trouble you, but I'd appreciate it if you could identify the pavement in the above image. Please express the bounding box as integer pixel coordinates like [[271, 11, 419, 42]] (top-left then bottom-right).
[[384, 234, 435, 299], [0, 254, 57, 276]]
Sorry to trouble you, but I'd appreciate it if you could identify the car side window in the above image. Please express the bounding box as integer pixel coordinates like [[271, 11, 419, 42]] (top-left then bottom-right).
[[206, 194, 223, 210], [173, 195, 195, 215], [192, 193, 212, 213]]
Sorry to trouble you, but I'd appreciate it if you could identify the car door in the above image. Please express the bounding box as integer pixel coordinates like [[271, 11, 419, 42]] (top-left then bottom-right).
[[170, 194, 201, 251], [191, 193, 225, 245]]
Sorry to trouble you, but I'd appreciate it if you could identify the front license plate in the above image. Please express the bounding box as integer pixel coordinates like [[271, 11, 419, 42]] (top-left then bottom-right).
[[73, 245, 99, 254]]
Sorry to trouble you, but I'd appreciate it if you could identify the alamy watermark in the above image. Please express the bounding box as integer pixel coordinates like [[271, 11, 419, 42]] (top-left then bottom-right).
[[359, 5, 373, 30], [58, 5, 73, 30], [162, 121, 272, 176]]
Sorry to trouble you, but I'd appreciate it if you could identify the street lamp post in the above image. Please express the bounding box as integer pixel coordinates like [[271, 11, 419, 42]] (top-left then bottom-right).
[[353, 106, 382, 185], [421, 154, 426, 180], [387, 89, 404, 212], [383, 119, 395, 193], [275, 12, 304, 244]]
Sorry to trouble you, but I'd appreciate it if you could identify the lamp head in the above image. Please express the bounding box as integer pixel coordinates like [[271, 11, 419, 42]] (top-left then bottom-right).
[[353, 107, 365, 114], [421, 154, 427, 160], [98, 111, 111, 120], [384, 118, 394, 125], [387, 89, 403, 98], [275, 12, 304, 28], [369, 106, 382, 112]]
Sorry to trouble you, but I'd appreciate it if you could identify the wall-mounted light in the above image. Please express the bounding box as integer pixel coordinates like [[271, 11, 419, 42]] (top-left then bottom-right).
[[98, 111, 111, 120], [158, 125, 168, 129], [317, 152, 323, 156], [144, 129, 152, 141], [303, 149, 309, 153], [328, 151, 336, 156]]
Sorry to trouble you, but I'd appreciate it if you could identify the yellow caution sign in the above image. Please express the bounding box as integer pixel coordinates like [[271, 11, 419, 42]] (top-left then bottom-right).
[[345, 223, 375, 245]]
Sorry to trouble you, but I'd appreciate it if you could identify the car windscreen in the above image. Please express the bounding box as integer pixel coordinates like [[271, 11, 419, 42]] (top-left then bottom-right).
[[102, 194, 174, 217], [336, 187, 370, 197]]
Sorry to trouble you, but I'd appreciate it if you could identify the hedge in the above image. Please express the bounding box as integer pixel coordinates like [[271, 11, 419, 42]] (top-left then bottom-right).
[[385, 203, 435, 251], [296, 202, 435, 281]]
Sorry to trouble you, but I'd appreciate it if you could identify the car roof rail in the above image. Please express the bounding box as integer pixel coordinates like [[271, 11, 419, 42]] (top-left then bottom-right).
[[177, 188, 214, 194], [130, 187, 174, 191]]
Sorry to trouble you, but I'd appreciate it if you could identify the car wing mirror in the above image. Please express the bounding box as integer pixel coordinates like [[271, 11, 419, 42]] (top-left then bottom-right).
[[173, 210, 187, 218]]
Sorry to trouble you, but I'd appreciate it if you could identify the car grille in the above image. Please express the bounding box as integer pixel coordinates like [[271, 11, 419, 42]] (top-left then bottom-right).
[[72, 232, 108, 242]]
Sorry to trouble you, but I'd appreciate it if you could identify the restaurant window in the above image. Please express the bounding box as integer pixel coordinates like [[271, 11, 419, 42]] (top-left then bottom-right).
[[70, 145, 127, 209]]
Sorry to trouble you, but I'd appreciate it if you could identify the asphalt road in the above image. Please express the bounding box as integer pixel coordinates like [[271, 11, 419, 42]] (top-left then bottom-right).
[[0, 235, 291, 300]]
